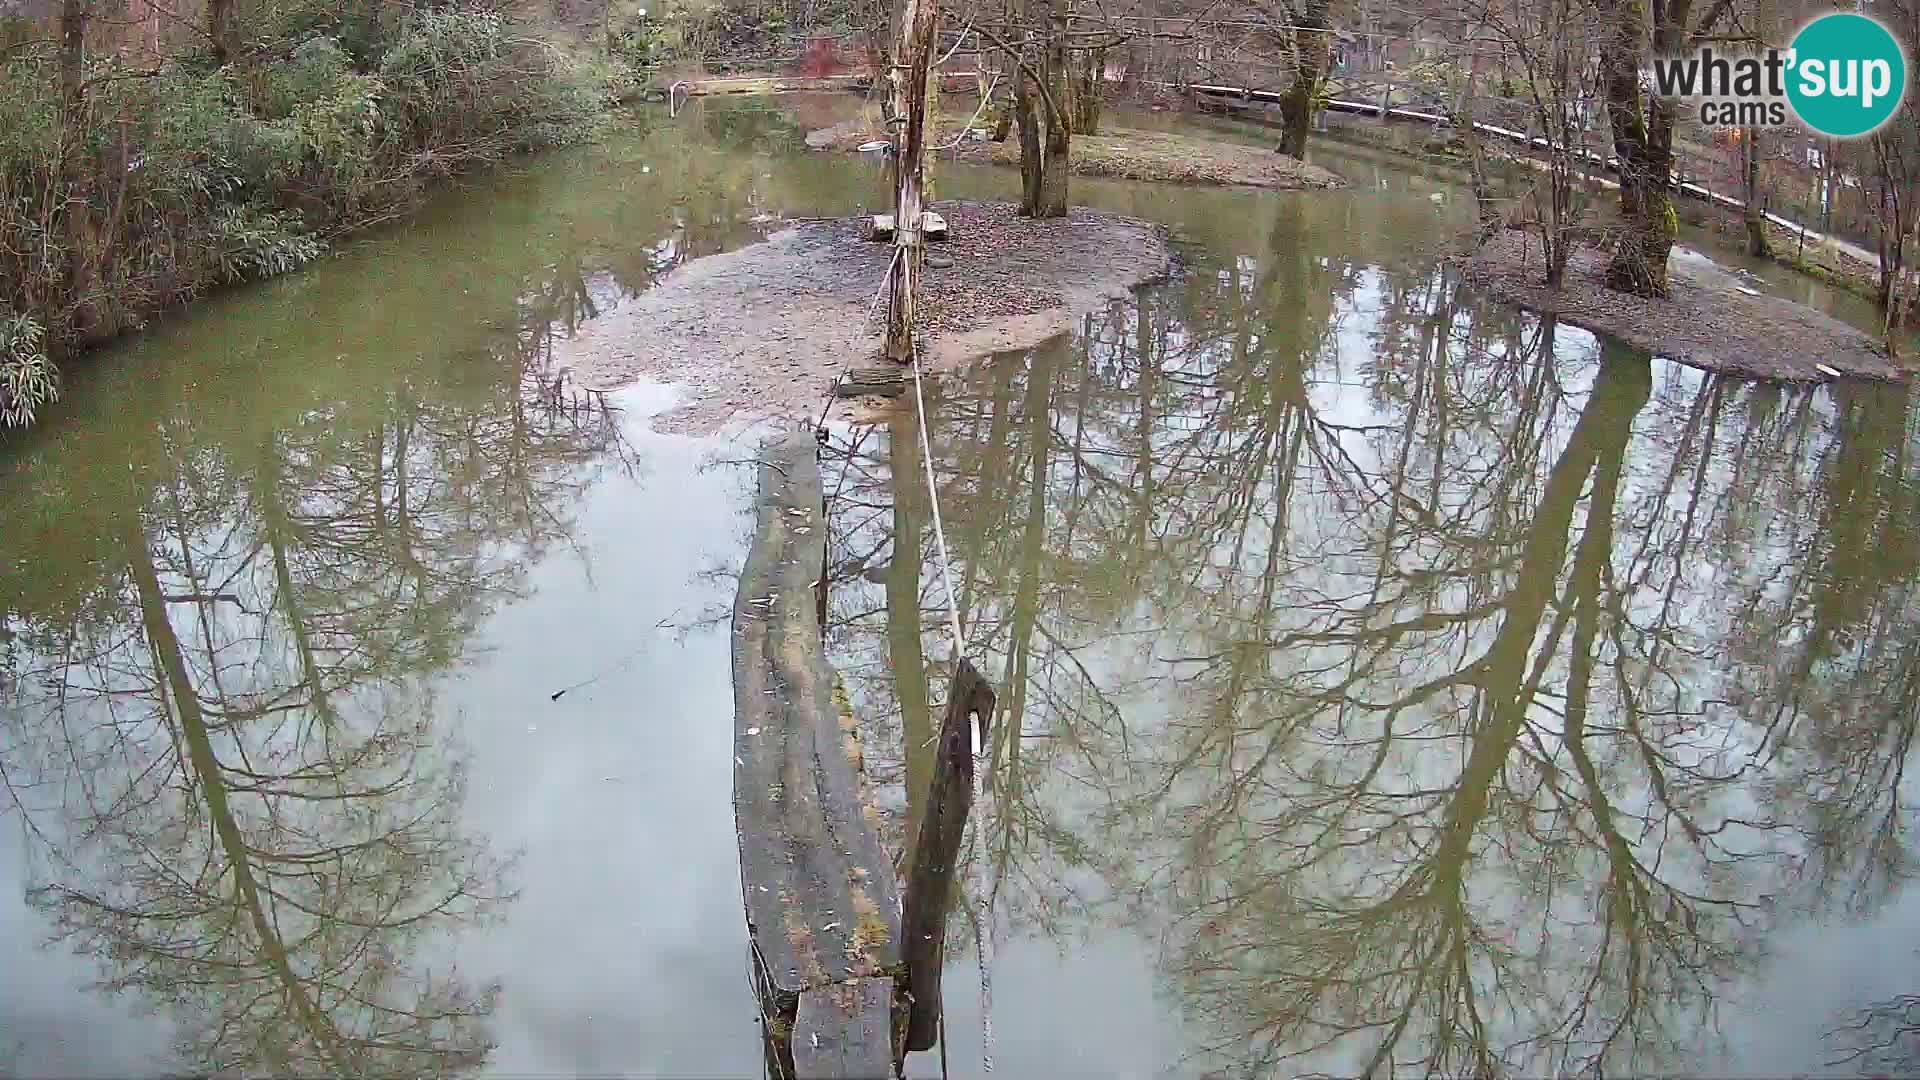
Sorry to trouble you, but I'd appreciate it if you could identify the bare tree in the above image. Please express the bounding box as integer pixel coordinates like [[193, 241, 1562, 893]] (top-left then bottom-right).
[[1866, 0, 1920, 333], [1459, 0, 1603, 284], [1828, 991, 1920, 1073], [965, 0, 1139, 216], [1276, 0, 1331, 156], [1009, 0, 1074, 216], [1743, 127, 1772, 256], [1591, 0, 1737, 296], [885, 0, 940, 357]]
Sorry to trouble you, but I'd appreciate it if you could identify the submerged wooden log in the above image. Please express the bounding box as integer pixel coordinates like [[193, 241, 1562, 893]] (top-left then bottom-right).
[[900, 658, 997, 1052], [734, 431, 905, 1077], [834, 368, 908, 398]]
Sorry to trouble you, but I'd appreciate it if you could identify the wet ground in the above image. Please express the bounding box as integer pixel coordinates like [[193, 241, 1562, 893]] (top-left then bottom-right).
[[564, 200, 1170, 432], [2, 94, 1917, 1077], [1467, 229, 1908, 381], [808, 116, 1348, 189]]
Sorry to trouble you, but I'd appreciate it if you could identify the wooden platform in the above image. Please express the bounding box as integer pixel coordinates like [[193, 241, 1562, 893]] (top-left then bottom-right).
[[733, 432, 903, 1077], [686, 74, 873, 95], [677, 72, 979, 97]]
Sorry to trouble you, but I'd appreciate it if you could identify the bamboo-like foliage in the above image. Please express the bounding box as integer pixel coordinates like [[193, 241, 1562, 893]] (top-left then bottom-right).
[[0, 0, 610, 430]]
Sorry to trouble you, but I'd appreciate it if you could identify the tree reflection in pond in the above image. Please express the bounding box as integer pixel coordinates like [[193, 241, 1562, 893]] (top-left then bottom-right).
[[1, 322, 629, 1076], [825, 198, 1920, 1076]]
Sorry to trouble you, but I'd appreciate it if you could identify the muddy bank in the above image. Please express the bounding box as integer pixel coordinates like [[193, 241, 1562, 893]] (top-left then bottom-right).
[[561, 201, 1171, 431], [808, 121, 1345, 190], [1464, 229, 1909, 381]]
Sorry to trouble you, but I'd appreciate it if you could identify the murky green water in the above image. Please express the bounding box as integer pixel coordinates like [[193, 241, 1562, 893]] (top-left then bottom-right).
[[3, 95, 1916, 1077]]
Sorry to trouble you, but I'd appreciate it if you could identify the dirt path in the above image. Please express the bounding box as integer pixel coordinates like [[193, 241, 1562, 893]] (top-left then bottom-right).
[[559, 201, 1172, 431], [1464, 230, 1911, 382]]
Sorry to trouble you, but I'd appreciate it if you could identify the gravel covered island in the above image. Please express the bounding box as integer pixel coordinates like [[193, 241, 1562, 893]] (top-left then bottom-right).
[[808, 121, 1347, 190], [1465, 229, 1912, 382], [559, 201, 1173, 431]]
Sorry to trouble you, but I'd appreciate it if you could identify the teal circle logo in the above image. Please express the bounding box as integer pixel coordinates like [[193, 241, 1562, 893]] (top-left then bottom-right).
[[1787, 13, 1906, 138]]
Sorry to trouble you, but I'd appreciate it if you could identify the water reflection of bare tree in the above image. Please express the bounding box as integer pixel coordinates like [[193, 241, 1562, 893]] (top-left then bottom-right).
[[827, 207, 1920, 1075], [1828, 989, 1920, 1073], [2, 329, 625, 1076], [1147, 339, 1742, 1076], [1718, 387, 1920, 915], [822, 200, 1383, 931]]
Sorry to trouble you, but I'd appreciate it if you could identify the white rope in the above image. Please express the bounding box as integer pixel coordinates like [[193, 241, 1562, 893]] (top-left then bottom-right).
[[869, 248, 904, 324], [970, 805, 996, 1074], [907, 358, 965, 666], [932, 71, 1003, 153], [904, 346, 995, 1073]]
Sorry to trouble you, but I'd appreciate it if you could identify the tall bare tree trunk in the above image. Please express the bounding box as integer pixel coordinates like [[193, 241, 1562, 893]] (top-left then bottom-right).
[[1871, 131, 1917, 323], [883, 0, 938, 361], [1743, 128, 1771, 256], [1599, 0, 1676, 297], [1066, 45, 1104, 134], [1277, 0, 1330, 158], [56, 0, 94, 336], [1460, 86, 1503, 246], [58, 0, 84, 106], [1013, 0, 1069, 217], [1885, 203, 1920, 355], [209, 0, 239, 63]]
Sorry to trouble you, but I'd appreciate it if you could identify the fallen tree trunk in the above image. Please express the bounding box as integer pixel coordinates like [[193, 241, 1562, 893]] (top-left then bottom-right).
[[900, 658, 996, 1052], [733, 433, 904, 1078]]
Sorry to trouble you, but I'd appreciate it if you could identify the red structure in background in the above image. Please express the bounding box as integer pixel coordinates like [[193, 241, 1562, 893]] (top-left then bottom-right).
[[792, 35, 852, 77]]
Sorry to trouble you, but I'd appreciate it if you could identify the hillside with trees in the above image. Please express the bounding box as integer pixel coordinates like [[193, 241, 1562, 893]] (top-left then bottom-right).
[[0, 0, 627, 426]]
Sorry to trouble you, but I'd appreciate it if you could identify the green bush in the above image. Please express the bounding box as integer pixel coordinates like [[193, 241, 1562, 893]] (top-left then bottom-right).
[[211, 205, 325, 282], [0, 1, 611, 428], [0, 310, 54, 429], [607, 14, 669, 82], [258, 36, 356, 120], [378, 8, 606, 159]]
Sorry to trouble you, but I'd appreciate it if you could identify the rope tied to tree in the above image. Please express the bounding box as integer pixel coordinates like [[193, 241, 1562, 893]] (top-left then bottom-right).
[[905, 348, 998, 1074]]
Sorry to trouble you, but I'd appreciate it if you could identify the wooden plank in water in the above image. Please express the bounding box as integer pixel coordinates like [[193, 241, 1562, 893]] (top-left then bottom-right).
[[900, 658, 996, 1051], [835, 368, 908, 398], [733, 431, 904, 1006], [687, 74, 874, 95], [792, 978, 896, 1078]]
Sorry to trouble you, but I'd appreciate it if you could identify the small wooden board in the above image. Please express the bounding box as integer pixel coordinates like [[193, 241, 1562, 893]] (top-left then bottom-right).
[[834, 368, 907, 398], [864, 212, 950, 242], [733, 433, 904, 1005], [792, 978, 896, 1078]]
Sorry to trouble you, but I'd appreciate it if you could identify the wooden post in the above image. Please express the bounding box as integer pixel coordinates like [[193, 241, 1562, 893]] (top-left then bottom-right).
[[900, 658, 997, 1053], [884, 0, 939, 362]]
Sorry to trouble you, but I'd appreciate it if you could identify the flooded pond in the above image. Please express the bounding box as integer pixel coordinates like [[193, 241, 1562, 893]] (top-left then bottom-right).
[[3, 95, 1917, 1077]]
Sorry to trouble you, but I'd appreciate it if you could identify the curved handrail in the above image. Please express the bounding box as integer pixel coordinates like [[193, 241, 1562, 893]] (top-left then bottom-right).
[[668, 80, 691, 118]]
